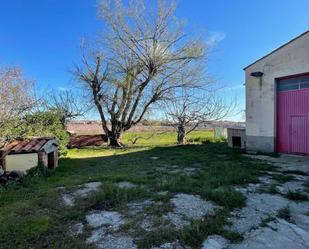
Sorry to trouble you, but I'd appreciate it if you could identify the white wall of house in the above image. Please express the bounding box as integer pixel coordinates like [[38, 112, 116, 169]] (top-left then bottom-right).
[[245, 31, 309, 152], [6, 153, 38, 172]]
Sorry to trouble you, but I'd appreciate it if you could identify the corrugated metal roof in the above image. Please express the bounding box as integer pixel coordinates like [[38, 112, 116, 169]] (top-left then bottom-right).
[[1, 138, 56, 154], [67, 135, 107, 148]]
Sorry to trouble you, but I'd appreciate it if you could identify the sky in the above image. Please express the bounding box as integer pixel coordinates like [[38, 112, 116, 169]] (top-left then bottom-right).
[[0, 0, 309, 121]]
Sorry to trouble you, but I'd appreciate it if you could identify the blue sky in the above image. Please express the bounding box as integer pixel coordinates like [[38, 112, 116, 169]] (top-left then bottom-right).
[[1, 0, 309, 120]]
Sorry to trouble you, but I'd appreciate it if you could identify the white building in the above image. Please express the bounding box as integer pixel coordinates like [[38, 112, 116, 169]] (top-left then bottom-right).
[[245, 30, 309, 155]]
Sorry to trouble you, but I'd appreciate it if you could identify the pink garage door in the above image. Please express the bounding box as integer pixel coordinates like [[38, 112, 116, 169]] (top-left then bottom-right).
[[277, 74, 309, 155]]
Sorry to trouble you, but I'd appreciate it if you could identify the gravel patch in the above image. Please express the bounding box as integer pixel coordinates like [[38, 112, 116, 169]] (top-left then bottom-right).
[[86, 227, 108, 244], [96, 234, 137, 249], [164, 193, 218, 229], [170, 193, 217, 220], [183, 167, 200, 176], [86, 227, 136, 249], [117, 181, 137, 189], [62, 194, 75, 207], [127, 200, 156, 216], [70, 222, 84, 236], [151, 241, 190, 249], [163, 212, 190, 230], [139, 216, 155, 231], [157, 191, 169, 196], [201, 235, 230, 249], [86, 211, 125, 230], [61, 181, 102, 207], [75, 182, 102, 198]]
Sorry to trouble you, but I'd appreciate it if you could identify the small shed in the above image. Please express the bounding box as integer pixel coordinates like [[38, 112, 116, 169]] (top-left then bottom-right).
[[0, 138, 59, 172], [227, 128, 246, 149]]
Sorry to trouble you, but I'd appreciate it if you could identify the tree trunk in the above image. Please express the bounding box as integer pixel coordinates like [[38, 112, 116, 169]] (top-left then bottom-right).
[[108, 135, 122, 147], [107, 126, 123, 147], [177, 125, 186, 145]]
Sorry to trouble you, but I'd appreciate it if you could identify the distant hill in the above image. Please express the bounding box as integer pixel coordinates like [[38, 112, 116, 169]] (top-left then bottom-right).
[[66, 120, 245, 135]]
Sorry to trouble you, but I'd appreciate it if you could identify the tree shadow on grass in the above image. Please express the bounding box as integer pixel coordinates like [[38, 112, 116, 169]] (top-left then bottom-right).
[[0, 142, 273, 249]]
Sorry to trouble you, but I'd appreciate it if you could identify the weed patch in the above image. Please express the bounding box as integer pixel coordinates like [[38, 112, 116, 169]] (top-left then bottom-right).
[[285, 190, 308, 201]]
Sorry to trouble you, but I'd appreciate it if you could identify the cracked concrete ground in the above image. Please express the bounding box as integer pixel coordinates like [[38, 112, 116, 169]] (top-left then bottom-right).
[[230, 219, 309, 249], [215, 154, 309, 249], [245, 154, 309, 174], [65, 155, 308, 249]]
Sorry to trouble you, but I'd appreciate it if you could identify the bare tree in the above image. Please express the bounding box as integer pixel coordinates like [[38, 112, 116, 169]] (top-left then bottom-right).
[[47, 89, 86, 127], [74, 0, 206, 147], [165, 87, 235, 144], [0, 65, 36, 147]]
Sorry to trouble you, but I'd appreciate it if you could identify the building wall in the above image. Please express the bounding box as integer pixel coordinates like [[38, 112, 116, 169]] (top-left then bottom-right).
[[6, 153, 38, 172], [245, 32, 309, 152]]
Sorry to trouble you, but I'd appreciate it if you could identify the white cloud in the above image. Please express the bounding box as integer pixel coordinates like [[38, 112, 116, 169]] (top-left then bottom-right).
[[207, 32, 226, 47]]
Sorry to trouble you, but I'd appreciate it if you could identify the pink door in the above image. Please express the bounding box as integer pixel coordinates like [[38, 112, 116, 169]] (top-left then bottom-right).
[[290, 116, 307, 154], [277, 73, 309, 155]]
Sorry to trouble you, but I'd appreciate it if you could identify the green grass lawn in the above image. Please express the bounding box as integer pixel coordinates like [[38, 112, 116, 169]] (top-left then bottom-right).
[[0, 131, 271, 249]]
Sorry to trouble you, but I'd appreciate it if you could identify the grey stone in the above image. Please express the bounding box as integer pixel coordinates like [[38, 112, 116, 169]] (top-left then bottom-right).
[[86, 211, 125, 230], [201, 235, 230, 249]]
